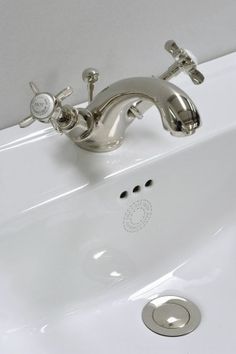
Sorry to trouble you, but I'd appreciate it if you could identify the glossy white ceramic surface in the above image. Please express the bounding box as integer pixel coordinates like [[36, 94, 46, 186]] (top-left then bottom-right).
[[0, 53, 236, 353]]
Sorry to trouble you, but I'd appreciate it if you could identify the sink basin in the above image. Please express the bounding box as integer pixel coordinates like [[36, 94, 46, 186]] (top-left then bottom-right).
[[0, 52, 236, 353]]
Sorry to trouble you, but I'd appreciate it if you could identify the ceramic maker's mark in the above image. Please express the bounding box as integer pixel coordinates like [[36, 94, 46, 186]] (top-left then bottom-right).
[[123, 200, 152, 233]]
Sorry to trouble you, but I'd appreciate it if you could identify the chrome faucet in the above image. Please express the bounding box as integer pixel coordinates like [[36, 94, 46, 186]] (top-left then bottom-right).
[[19, 40, 204, 152]]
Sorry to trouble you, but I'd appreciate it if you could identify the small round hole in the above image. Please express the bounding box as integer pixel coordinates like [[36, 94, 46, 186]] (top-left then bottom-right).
[[145, 179, 153, 187], [133, 185, 141, 193], [120, 191, 128, 199]]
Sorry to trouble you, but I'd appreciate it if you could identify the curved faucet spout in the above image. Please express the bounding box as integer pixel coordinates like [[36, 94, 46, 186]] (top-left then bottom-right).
[[72, 77, 201, 152], [19, 40, 203, 153]]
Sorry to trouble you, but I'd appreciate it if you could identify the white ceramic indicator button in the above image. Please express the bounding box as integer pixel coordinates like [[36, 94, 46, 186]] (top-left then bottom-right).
[[30, 93, 55, 120]]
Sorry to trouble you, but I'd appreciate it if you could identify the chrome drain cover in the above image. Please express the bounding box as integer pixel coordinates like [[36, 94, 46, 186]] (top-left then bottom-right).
[[142, 295, 201, 337]]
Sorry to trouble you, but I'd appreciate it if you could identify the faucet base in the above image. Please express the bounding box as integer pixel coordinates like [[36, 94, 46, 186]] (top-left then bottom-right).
[[76, 138, 124, 153]]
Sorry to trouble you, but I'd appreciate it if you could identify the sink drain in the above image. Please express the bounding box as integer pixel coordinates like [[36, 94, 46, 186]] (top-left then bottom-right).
[[142, 295, 201, 337]]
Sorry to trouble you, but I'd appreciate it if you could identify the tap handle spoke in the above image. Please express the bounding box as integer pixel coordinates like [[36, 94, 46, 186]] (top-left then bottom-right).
[[165, 40, 181, 57], [56, 86, 73, 102], [19, 115, 35, 128], [161, 40, 205, 85], [188, 68, 205, 85], [49, 106, 63, 133], [29, 81, 40, 94]]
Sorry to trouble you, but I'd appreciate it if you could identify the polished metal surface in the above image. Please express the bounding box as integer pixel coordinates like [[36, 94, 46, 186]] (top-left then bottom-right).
[[19, 83, 91, 139], [153, 303, 190, 329], [127, 40, 205, 123], [76, 77, 201, 152], [142, 295, 201, 337], [82, 68, 99, 103], [160, 40, 205, 84], [19, 82, 74, 130], [19, 40, 204, 152]]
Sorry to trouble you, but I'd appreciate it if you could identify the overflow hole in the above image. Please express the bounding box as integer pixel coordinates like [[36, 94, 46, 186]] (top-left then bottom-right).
[[120, 191, 128, 199], [145, 179, 153, 187], [133, 185, 141, 193]]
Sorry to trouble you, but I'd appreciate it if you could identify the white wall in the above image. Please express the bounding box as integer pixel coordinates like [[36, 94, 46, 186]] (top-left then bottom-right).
[[0, 0, 235, 130]]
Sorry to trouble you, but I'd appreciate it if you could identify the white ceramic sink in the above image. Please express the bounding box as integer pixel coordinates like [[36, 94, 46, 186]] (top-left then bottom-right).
[[0, 53, 236, 354]]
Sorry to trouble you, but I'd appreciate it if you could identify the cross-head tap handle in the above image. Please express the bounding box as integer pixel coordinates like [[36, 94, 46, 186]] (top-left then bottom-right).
[[19, 82, 73, 131], [161, 40, 204, 85]]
